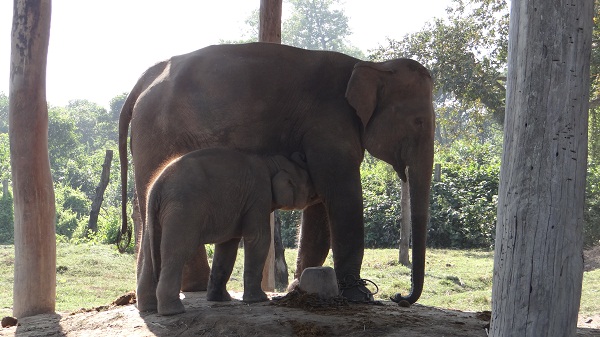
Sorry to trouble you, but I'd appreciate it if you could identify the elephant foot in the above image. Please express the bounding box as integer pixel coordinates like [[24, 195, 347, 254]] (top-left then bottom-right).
[[242, 290, 268, 303], [157, 298, 186, 316], [338, 275, 378, 303], [206, 288, 232, 302], [136, 298, 158, 313]]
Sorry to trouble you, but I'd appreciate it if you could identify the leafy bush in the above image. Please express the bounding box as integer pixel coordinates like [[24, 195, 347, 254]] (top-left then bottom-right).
[[279, 210, 302, 248], [0, 189, 13, 244], [428, 141, 501, 249], [55, 184, 90, 239], [585, 160, 600, 247], [361, 155, 402, 248]]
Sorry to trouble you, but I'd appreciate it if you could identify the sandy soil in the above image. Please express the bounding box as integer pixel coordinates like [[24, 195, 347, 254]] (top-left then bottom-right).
[[0, 290, 598, 337], [1, 247, 599, 337]]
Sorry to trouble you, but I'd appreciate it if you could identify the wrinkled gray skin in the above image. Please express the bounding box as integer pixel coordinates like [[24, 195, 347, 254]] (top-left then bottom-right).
[[120, 42, 435, 303], [136, 149, 317, 316]]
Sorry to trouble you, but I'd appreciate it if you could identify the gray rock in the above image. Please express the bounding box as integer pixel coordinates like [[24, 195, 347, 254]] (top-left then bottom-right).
[[298, 267, 339, 299]]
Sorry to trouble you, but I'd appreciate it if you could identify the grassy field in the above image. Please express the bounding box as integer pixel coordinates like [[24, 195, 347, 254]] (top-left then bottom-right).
[[0, 243, 598, 318]]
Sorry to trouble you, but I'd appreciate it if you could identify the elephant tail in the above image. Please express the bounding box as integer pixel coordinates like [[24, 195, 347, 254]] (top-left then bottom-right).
[[117, 60, 170, 252]]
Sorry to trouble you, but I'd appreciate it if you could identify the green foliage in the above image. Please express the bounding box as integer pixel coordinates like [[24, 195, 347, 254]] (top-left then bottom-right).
[[368, 0, 508, 142], [279, 210, 302, 248], [0, 133, 9, 181], [429, 140, 501, 249], [361, 155, 402, 248], [0, 92, 7, 133], [0, 189, 14, 244], [55, 184, 90, 238], [283, 0, 364, 58], [585, 160, 600, 247], [226, 0, 364, 58]]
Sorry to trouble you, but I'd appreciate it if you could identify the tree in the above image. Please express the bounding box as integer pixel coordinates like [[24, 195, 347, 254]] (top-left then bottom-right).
[[0, 92, 8, 133], [369, 0, 508, 143], [490, 1, 593, 335], [10, 0, 55, 318], [227, 0, 364, 58], [282, 0, 363, 57]]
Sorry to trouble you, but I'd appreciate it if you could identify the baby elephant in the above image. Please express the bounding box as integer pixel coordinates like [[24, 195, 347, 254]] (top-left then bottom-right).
[[136, 148, 317, 315]]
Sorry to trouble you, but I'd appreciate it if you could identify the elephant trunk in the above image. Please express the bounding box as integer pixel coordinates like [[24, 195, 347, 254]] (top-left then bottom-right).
[[393, 148, 432, 304]]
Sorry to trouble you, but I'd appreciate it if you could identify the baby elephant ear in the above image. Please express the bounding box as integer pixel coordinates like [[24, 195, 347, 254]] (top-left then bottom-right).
[[272, 171, 295, 208], [290, 152, 308, 169]]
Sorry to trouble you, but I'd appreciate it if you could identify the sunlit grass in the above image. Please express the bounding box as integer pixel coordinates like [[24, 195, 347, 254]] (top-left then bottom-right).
[[0, 244, 597, 318]]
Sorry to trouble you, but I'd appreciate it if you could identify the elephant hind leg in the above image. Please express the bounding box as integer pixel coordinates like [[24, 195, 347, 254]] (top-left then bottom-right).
[[156, 222, 199, 315], [136, 230, 159, 312]]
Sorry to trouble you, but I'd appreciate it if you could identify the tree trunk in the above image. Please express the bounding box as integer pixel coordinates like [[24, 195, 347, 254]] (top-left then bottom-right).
[[87, 150, 113, 235], [398, 179, 410, 267], [490, 1, 593, 336], [259, 0, 282, 293], [259, 0, 282, 43], [2, 180, 8, 197], [273, 211, 289, 290], [10, 0, 55, 318], [261, 212, 276, 292]]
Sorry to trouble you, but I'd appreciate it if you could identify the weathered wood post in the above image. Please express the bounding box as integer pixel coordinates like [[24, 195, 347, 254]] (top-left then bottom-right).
[[259, 0, 283, 293], [87, 149, 113, 235], [10, 0, 56, 318], [490, 0, 593, 335]]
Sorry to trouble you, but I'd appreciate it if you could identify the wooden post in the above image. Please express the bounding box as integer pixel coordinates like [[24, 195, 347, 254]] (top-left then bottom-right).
[[87, 150, 113, 235], [490, 1, 593, 336], [398, 179, 411, 266], [259, 0, 282, 293], [259, 0, 282, 43], [273, 211, 289, 290], [261, 212, 276, 292], [10, 0, 55, 318]]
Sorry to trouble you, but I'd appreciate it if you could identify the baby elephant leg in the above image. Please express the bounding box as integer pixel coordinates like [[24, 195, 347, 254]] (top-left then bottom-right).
[[136, 231, 158, 312], [156, 224, 195, 315], [241, 213, 271, 303], [206, 238, 240, 301]]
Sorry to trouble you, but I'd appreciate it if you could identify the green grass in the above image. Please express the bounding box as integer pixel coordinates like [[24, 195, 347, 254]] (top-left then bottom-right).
[[0, 243, 136, 318], [0, 244, 598, 318]]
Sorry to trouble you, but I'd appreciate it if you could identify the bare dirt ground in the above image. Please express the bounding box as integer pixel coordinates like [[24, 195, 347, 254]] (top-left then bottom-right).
[[1, 247, 599, 337]]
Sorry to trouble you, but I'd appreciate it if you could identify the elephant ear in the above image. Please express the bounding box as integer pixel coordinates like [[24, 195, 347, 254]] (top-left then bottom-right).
[[345, 61, 392, 127], [272, 171, 295, 208]]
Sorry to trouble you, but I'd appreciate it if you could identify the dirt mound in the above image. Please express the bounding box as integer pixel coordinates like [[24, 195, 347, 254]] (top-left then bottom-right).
[[1, 291, 598, 337]]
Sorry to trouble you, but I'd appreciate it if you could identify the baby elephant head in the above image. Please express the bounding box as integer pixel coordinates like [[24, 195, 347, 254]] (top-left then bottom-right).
[[272, 152, 319, 210]]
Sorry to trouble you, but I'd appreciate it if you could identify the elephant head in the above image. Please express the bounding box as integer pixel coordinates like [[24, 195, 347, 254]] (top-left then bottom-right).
[[346, 59, 435, 303], [271, 152, 318, 211]]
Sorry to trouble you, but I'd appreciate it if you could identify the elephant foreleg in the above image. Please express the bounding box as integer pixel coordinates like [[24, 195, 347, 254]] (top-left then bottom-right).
[[206, 238, 240, 301], [294, 202, 331, 279]]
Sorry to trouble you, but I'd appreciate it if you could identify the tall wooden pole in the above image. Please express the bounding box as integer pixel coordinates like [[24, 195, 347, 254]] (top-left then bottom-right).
[[490, 1, 593, 336], [259, 0, 282, 43], [10, 0, 56, 318], [259, 0, 282, 293]]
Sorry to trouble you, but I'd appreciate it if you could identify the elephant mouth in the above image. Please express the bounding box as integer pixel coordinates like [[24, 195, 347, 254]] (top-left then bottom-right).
[[394, 151, 408, 182]]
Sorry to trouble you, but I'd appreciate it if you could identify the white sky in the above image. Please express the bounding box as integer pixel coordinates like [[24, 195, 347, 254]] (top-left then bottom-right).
[[0, 0, 451, 108]]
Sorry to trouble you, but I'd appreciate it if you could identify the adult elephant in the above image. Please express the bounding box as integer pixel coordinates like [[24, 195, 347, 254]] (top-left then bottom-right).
[[119, 42, 434, 303]]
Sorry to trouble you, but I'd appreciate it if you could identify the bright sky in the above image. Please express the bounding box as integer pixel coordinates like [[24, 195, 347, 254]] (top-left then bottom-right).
[[1, 0, 450, 108]]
